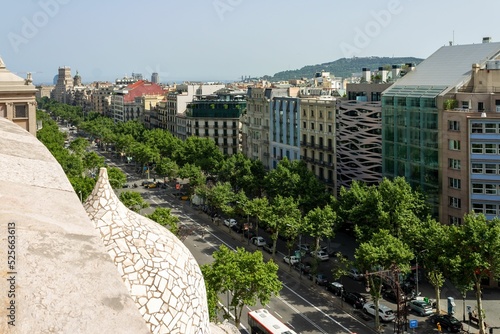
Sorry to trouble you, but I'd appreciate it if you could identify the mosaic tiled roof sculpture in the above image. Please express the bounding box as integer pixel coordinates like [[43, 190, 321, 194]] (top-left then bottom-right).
[[84, 167, 210, 333]]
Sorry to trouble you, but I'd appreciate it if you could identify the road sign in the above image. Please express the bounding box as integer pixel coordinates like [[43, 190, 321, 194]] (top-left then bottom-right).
[[409, 319, 418, 329]]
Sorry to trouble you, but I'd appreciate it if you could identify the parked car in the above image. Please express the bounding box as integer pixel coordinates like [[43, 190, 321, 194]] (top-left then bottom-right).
[[325, 282, 344, 296], [243, 229, 256, 239], [429, 314, 462, 333], [342, 291, 366, 309], [298, 244, 311, 254], [347, 268, 364, 281], [408, 300, 433, 316], [383, 289, 407, 303], [223, 218, 237, 228], [251, 236, 267, 247], [308, 273, 329, 286], [293, 262, 312, 275], [362, 302, 395, 322], [283, 255, 299, 265], [310, 250, 329, 261], [231, 223, 244, 233], [262, 244, 273, 254]]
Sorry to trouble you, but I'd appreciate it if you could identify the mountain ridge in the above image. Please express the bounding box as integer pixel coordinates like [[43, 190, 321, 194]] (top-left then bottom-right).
[[263, 56, 424, 81]]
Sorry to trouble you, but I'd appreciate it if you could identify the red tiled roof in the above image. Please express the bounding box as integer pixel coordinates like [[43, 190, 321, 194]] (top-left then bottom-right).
[[123, 80, 165, 102]]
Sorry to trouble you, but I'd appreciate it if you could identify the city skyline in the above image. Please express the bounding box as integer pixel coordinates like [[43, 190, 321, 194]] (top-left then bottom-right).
[[1, 0, 499, 84]]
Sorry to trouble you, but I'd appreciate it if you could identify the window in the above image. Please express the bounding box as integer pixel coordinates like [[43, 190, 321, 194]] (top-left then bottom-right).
[[471, 163, 483, 173], [478, 102, 484, 111], [448, 158, 461, 170], [486, 204, 497, 215], [311, 123, 315, 130], [0, 103, 6, 117], [485, 184, 497, 195], [471, 143, 483, 154], [14, 104, 27, 118], [448, 216, 462, 225], [472, 183, 484, 194], [485, 123, 497, 133], [472, 203, 484, 214], [328, 125, 332, 133], [214, 121, 218, 128], [303, 109, 306, 116], [461, 100, 470, 109], [319, 111, 323, 118], [448, 178, 461, 189], [205, 121, 209, 127], [471, 123, 483, 133], [485, 143, 497, 154], [310, 110, 314, 117], [448, 120, 460, 131], [449, 197, 461, 208], [319, 124, 323, 131], [485, 164, 497, 174], [303, 121, 306, 129], [328, 111, 332, 119], [448, 140, 460, 150]]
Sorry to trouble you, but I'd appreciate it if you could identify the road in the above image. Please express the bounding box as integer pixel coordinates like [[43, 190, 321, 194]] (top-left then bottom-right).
[[90, 142, 477, 334]]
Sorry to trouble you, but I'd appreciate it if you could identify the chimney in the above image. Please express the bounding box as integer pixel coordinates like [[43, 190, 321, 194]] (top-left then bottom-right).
[[391, 65, 401, 81], [405, 63, 416, 72], [362, 68, 371, 83], [378, 67, 387, 82], [483, 37, 492, 43]]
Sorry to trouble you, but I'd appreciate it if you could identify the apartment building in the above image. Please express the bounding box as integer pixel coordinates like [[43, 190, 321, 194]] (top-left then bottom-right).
[[0, 57, 37, 135], [185, 90, 245, 155], [336, 79, 393, 191], [382, 40, 500, 224], [110, 80, 164, 123], [270, 96, 300, 168], [244, 86, 288, 168], [300, 93, 336, 193]]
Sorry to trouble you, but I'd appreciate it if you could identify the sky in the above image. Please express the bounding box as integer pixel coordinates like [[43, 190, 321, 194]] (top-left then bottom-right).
[[1, 0, 499, 85]]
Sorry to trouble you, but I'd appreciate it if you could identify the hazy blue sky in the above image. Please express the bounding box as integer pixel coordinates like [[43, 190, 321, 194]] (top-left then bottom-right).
[[1, 0, 498, 84]]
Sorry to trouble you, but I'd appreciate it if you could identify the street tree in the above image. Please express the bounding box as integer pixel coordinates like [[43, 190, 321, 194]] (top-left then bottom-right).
[[246, 197, 270, 239], [303, 203, 338, 255], [178, 163, 205, 190], [119, 191, 150, 213], [107, 166, 127, 189], [448, 213, 500, 334], [355, 229, 413, 332], [146, 207, 180, 236], [264, 196, 301, 257], [154, 157, 179, 182], [206, 181, 235, 220], [201, 245, 282, 328]]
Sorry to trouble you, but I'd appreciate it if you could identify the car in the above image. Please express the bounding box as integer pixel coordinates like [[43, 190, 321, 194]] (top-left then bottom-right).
[[310, 250, 329, 261], [298, 244, 311, 254], [243, 229, 256, 239], [283, 255, 299, 265], [362, 302, 395, 322], [147, 182, 158, 189], [293, 249, 307, 258], [231, 223, 244, 233], [383, 289, 407, 303], [325, 282, 344, 296], [293, 262, 312, 275], [342, 291, 366, 309], [430, 314, 462, 333], [308, 273, 329, 286], [262, 244, 273, 254], [347, 268, 364, 281], [408, 300, 433, 316], [251, 236, 267, 247], [223, 218, 237, 228]]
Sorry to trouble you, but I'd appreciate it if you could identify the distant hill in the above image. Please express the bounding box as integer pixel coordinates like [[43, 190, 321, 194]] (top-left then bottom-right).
[[262, 56, 424, 81]]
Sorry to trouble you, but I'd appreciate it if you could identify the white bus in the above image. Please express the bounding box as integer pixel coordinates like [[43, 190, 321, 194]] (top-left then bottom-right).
[[248, 309, 298, 334]]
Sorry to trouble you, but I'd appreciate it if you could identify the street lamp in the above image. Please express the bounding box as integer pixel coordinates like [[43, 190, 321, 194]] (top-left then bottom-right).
[[415, 249, 428, 297]]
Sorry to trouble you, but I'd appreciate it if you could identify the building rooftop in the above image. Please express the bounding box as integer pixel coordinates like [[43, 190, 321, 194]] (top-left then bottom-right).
[[385, 41, 500, 96]]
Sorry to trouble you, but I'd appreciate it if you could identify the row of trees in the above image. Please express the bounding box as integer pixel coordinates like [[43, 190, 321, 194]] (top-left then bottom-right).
[[38, 99, 500, 334], [341, 179, 500, 334]]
